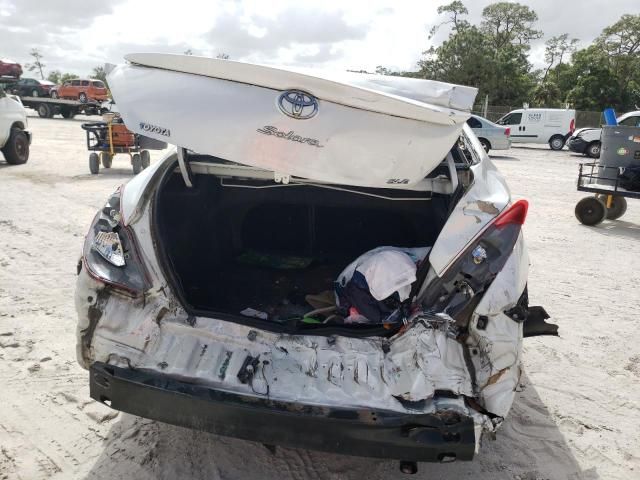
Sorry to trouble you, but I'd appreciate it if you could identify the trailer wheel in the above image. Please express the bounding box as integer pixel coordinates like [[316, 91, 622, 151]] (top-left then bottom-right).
[[132, 153, 142, 174], [37, 103, 52, 118], [575, 196, 607, 225], [596, 194, 627, 220], [549, 135, 565, 150], [1, 128, 29, 165], [89, 153, 100, 174], [100, 152, 113, 168], [140, 150, 151, 169]]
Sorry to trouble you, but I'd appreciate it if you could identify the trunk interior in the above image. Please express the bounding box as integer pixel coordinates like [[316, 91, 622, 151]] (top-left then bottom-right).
[[155, 164, 452, 327]]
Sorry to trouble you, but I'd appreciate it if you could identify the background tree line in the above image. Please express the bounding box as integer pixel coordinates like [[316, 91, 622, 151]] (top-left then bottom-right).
[[377, 2, 640, 112]]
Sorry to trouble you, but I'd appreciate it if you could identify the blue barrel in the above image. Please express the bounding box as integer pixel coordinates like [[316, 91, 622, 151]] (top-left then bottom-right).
[[603, 108, 618, 126]]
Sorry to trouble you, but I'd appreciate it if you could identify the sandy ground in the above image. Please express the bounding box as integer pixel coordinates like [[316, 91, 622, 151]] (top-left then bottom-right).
[[0, 113, 639, 480]]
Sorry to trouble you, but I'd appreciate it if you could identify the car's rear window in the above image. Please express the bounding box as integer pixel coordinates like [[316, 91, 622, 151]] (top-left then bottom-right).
[[91, 81, 105, 88]]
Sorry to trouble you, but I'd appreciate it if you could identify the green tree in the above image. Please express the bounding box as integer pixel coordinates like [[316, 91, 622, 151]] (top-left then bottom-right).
[[542, 34, 579, 82], [25, 48, 46, 80], [429, 1, 469, 38], [480, 2, 542, 50], [597, 14, 640, 107], [562, 14, 640, 110], [91, 66, 108, 86], [420, 1, 538, 106], [46, 70, 78, 85], [47, 70, 61, 84]]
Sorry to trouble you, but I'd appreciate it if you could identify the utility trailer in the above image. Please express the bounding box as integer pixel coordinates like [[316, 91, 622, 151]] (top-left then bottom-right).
[[19, 96, 105, 119]]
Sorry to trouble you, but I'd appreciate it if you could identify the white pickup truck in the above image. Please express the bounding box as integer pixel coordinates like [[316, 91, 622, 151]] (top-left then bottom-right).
[[0, 85, 31, 164]]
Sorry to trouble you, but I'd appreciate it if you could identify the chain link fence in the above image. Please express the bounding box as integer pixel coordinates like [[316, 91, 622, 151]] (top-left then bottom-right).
[[472, 105, 604, 129]]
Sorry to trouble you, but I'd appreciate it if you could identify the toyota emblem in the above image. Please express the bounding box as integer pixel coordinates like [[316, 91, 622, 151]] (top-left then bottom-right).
[[277, 90, 318, 120]]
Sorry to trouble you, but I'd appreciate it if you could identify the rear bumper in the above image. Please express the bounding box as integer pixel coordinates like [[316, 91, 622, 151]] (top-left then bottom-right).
[[89, 362, 476, 462], [568, 137, 588, 154]]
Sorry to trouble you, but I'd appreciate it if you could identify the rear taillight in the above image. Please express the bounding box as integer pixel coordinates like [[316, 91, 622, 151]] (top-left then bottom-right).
[[494, 199, 528, 227], [82, 188, 150, 295], [504, 127, 510, 136], [570, 118, 575, 133], [422, 200, 528, 324]]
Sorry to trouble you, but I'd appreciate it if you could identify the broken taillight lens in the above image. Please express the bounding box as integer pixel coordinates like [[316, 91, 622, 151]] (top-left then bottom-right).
[[82, 188, 150, 295], [504, 127, 510, 136], [422, 200, 528, 325], [494, 199, 528, 227]]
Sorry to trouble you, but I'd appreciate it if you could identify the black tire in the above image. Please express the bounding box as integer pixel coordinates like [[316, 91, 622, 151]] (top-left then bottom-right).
[[37, 103, 52, 118], [586, 141, 601, 159], [479, 138, 491, 153], [89, 152, 100, 174], [1, 128, 29, 165], [100, 152, 113, 168], [596, 194, 627, 220], [140, 150, 151, 168], [132, 153, 142, 174], [549, 135, 565, 150], [50, 91, 58, 99], [575, 196, 607, 226], [79, 92, 87, 103], [60, 108, 75, 119]]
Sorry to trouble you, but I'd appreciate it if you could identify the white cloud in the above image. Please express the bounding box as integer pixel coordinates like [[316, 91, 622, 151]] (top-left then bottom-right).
[[0, 0, 637, 78]]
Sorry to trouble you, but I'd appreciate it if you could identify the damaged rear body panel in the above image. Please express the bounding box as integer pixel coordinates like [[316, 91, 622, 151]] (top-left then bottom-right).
[[75, 57, 551, 463]]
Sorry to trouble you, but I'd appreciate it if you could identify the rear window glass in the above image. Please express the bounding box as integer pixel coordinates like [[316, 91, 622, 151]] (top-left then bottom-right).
[[91, 81, 105, 88], [81, 80, 90, 86], [619, 116, 640, 127], [501, 113, 522, 125], [466, 117, 482, 128], [71, 80, 80, 86]]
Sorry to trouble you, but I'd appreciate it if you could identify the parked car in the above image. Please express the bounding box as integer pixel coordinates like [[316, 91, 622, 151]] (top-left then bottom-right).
[[8, 78, 55, 97], [568, 111, 640, 158], [0, 86, 31, 164], [51, 78, 109, 102], [496, 108, 575, 150], [0, 58, 22, 79], [466, 114, 511, 153], [76, 55, 553, 468]]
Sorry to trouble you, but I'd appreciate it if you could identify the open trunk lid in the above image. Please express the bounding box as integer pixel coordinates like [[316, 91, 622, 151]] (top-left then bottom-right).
[[108, 53, 477, 188]]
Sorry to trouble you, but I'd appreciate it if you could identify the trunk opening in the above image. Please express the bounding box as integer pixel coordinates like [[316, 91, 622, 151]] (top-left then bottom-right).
[[154, 160, 454, 333]]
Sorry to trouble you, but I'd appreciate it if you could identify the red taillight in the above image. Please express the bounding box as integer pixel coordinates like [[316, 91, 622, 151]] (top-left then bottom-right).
[[504, 127, 510, 136], [569, 118, 575, 133], [494, 200, 528, 228]]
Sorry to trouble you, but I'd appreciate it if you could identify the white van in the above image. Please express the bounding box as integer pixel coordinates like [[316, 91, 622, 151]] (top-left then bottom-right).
[[497, 108, 575, 150]]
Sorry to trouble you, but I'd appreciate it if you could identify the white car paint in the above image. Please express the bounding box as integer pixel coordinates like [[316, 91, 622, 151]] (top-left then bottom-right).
[[497, 108, 575, 149], [108, 56, 477, 189], [75, 56, 536, 460], [0, 87, 28, 148], [467, 114, 511, 152]]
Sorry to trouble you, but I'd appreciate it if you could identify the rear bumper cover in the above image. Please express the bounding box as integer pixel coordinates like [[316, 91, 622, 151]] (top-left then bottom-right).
[[89, 362, 476, 462], [568, 137, 588, 153]]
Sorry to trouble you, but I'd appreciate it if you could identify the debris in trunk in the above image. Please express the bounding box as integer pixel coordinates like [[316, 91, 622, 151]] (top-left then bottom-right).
[[335, 247, 430, 324]]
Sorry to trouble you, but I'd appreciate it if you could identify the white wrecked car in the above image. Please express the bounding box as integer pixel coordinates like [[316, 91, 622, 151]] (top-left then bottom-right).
[[75, 54, 554, 470]]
